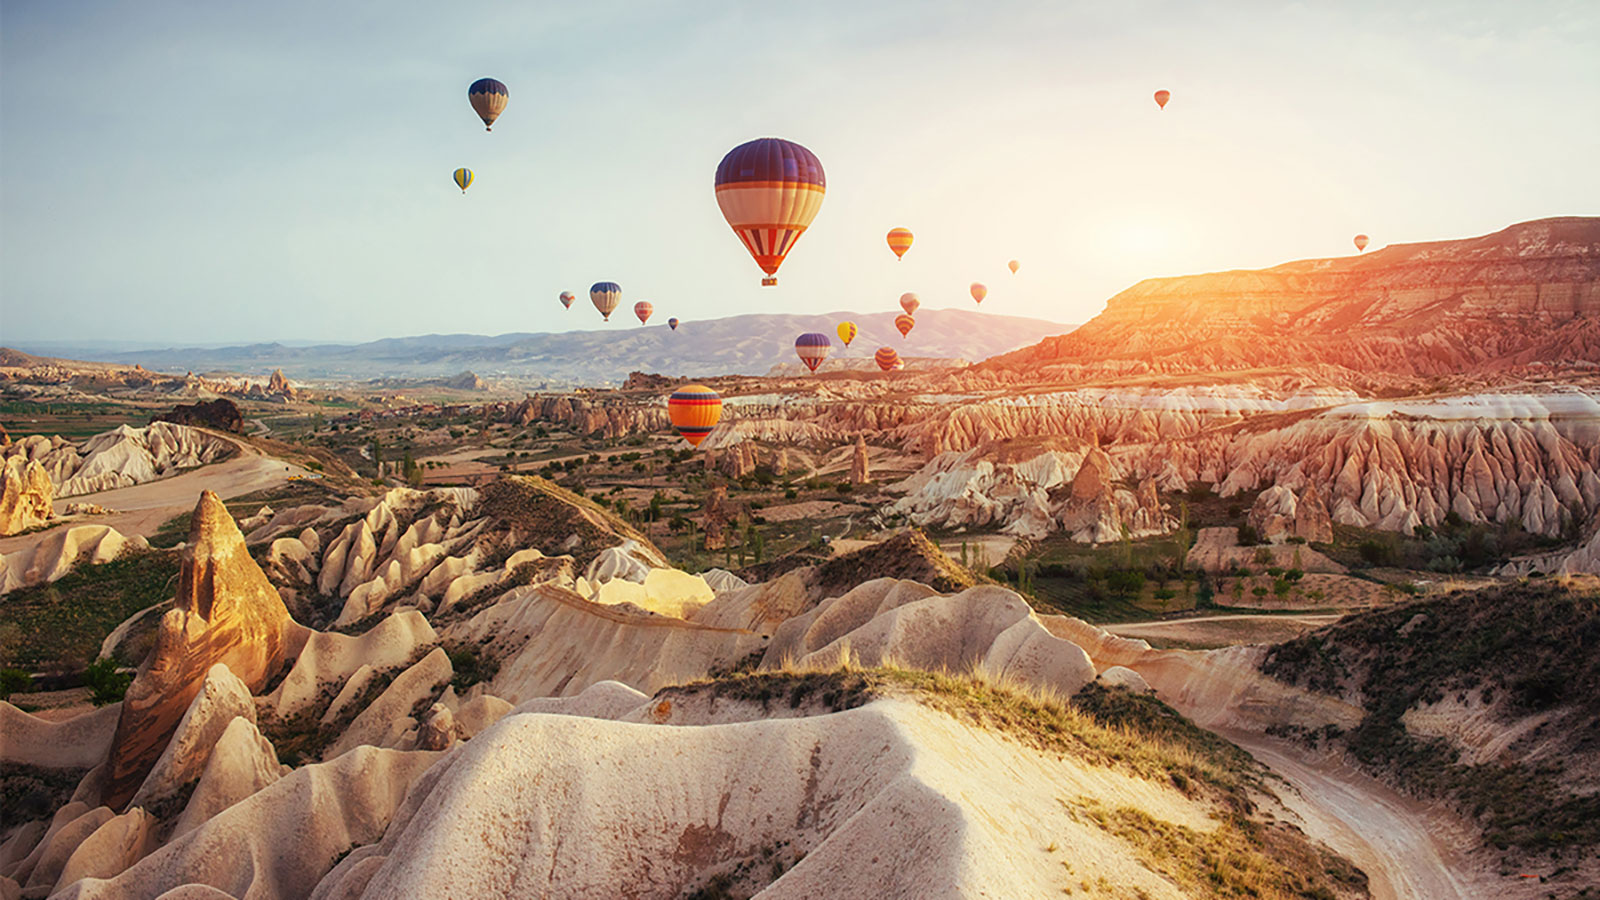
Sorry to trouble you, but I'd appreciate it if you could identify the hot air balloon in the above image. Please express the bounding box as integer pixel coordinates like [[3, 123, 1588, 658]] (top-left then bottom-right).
[[895, 314, 915, 338], [1354, 234, 1370, 252], [590, 282, 621, 321], [886, 228, 914, 260], [892, 358, 906, 371], [468, 78, 508, 131], [874, 347, 899, 371], [714, 138, 826, 286], [453, 168, 473, 193], [1154, 89, 1170, 109], [559, 291, 575, 309], [668, 317, 680, 331], [1008, 259, 1020, 274], [794, 333, 831, 372], [634, 301, 653, 325], [668, 385, 722, 448], [970, 282, 988, 304], [899, 292, 920, 316], [836, 321, 857, 347]]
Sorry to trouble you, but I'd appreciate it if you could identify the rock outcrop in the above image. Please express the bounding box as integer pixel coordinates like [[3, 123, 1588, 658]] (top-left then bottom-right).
[[0, 525, 146, 595], [0, 455, 53, 535], [1247, 484, 1334, 543], [265, 369, 297, 400], [152, 399, 244, 434], [0, 423, 235, 498], [851, 435, 871, 485], [103, 491, 297, 809]]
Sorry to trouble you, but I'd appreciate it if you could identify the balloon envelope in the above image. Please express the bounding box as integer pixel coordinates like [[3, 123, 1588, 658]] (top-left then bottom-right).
[[453, 168, 473, 192], [874, 347, 900, 371], [668, 317, 679, 331], [590, 282, 621, 321], [899, 292, 920, 316], [970, 282, 988, 304], [836, 321, 857, 347], [886, 228, 914, 260], [1008, 259, 1020, 274], [468, 78, 508, 130], [668, 385, 722, 447], [559, 291, 575, 309], [1154, 89, 1170, 109], [634, 301, 653, 324], [794, 332, 832, 372], [895, 314, 915, 338], [714, 138, 826, 286], [1354, 234, 1370, 252]]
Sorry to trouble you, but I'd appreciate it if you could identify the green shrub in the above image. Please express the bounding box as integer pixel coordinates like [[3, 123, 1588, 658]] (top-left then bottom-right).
[[83, 658, 132, 706], [0, 668, 32, 699], [1236, 524, 1261, 546]]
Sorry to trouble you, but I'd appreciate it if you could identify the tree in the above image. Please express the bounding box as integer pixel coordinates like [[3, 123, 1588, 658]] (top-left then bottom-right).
[[370, 438, 384, 477]]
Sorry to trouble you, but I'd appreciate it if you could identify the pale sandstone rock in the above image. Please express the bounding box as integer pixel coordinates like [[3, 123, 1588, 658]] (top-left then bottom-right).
[[20, 805, 114, 895], [0, 526, 145, 595], [263, 610, 437, 718], [415, 704, 456, 751], [170, 716, 286, 838], [0, 456, 53, 536], [0, 703, 121, 770], [49, 808, 157, 894], [127, 664, 256, 812], [324, 648, 452, 760]]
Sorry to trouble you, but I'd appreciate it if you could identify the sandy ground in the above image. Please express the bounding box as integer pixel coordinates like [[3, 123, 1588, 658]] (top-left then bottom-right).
[[1224, 730, 1480, 900], [937, 535, 1016, 570], [1106, 613, 1341, 648], [756, 500, 863, 523]]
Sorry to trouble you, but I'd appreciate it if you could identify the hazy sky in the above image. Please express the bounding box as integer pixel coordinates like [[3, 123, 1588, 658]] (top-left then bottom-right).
[[3, 0, 1597, 346]]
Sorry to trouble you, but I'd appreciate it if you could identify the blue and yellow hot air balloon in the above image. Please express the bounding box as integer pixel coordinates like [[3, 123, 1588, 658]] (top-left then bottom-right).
[[590, 282, 621, 321], [714, 138, 826, 286], [794, 333, 831, 373], [453, 168, 473, 193], [468, 78, 508, 131]]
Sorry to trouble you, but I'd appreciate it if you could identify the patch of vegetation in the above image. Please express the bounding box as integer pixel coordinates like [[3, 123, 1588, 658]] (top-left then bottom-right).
[[83, 657, 132, 705], [478, 475, 662, 565], [446, 643, 500, 693], [1, 764, 85, 828], [810, 530, 981, 597], [0, 549, 180, 671], [1262, 580, 1600, 852], [0, 667, 33, 699], [1315, 518, 1562, 574]]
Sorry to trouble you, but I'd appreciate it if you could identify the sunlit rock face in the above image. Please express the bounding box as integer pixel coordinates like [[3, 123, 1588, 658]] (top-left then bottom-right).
[[0, 455, 53, 535]]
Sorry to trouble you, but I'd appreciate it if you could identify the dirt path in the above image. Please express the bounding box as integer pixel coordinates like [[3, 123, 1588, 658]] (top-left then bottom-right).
[[1222, 731, 1477, 900], [1105, 613, 1341, 647]]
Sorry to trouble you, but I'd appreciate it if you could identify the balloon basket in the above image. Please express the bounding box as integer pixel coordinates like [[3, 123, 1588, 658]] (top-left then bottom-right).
[[761, 277, 777, 287]]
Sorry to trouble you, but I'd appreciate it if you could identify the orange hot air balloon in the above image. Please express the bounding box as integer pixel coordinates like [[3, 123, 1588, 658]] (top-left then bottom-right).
[[1154, 89, 1170, 109], [895, 314, 915, 338], [634, 301, 654, 325], [668, 384, 722, 448], [874, 347, 899, 371], [970, 282, 988, 304], [1008, 259, 1020, 274], [886, 228, 914, 260], [1353, 234, 1370, 252], [836, 321, 857, 347], [559, 291, 575, 309], [899, 292, 920, 316]]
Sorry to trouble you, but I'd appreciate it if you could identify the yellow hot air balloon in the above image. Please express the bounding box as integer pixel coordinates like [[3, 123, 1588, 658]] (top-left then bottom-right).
[[668, 385, 722, 448], [453, 168, 473, 193], [836, 321, 857, 347], [1008, 259, 1020, 274], [886, 228, 914, 260]]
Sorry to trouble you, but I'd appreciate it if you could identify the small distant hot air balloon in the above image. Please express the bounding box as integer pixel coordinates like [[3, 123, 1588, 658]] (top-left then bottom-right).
[[668, 385, 722, 448], [794, 333, 831, 372], [1154, 89, 1170, 110], [892, 357, 905, 371], [875, 347, 899, 371], [668, 317, 680, 331], [836, 321, 857, 347], [1008, 259, 1020, 274], [1354, 234, 1370, 252], [886, 228, 914, 260], [899, 292, 920, 316], [715, 138, 826, 286], [468, 78, 509, 131], [559, 291, 575, 309], [970, 282, 988, 304], [895, 314, 915, 338], [590, 282, 621, 321], [634, 301, 654, 325], [453, 168, 473, 193]]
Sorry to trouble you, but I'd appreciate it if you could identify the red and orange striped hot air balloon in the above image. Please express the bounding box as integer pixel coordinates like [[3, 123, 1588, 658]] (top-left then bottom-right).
[[970, 282, 988, 304], [668, 385, 722, 448], [886, 228, 914, 260], [559, 291, 575, 309], [1353, 234, 1370, 252], [875, 347, 900, 371], [1154, 89, 1170, 110], [895, 314, 915, 338], [634, 301, 654, 324], [899, 292, 920, 316]]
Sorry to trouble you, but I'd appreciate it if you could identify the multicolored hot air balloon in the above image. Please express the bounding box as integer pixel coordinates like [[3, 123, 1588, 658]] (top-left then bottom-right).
[[1354, 234, 1370, 252], [668, 317, 680, 331], [899, 292, 920, 316], [836, 321, 857, 347], [668, 385, 722, 448], [1008, 259, 1020, 274], [634, 301, 653, 325], [714, 138, 826, 286], [886, 228, 914, 260], [970, 282, 988, 304], [468, 78, 508, 131], [892, 357, 906, 371], [590, 282, 621, 321], [1154, 89, 1170, 109], [794, 333, 831, 373], [874, 347, 900, 371], [895, 314, 915, 338], [453, 168, 473, 193], [559, 291, 575, 309]]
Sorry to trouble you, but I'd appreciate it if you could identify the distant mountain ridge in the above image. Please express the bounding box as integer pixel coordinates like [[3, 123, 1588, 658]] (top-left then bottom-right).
[[17, 309, 1075, 386], [988, 216, 1600, 378]]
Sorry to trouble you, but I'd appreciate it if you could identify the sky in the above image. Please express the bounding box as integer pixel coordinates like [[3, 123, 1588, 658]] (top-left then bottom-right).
[[2, 0, 1597, 347]]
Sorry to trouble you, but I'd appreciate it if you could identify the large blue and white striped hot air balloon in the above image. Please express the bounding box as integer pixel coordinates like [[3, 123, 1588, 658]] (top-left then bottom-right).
[[794, 333, 831, 373], [589, 282, 621, 321], [468, 78, 508, 131], [714, 138, 826, 287]]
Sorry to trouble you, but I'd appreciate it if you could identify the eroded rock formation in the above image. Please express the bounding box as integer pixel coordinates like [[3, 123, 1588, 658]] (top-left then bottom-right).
[[0, 455, 53, 535]]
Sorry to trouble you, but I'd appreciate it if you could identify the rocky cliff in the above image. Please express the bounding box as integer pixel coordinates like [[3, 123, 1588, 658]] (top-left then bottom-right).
[[0, 456, 54, 536]]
